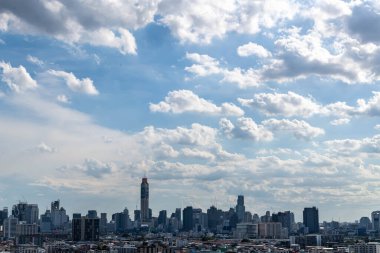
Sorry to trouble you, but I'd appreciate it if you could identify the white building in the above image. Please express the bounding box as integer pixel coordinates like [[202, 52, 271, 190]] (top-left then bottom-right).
[[235, 223, 258, 239], [349, 242, 380, 253], [3, 215, 18, 239]]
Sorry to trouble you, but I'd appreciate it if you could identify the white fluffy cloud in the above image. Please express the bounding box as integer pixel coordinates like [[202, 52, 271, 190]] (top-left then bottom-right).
[[56, 94, 70, 104], [150, 89, 244, 116], [0, 61, 38, 92], [237, 42, 272, 58], [262, 118, 325, 140], [238, 91, 322, 117], [158, 0, 298, 44], [185, 53, 260, 88], [47, 70, 99, 95], [330, 118, 350, 126], [219, 117, 273, 142], [26, 55, 44, 66], [0, 0, 154, 54]]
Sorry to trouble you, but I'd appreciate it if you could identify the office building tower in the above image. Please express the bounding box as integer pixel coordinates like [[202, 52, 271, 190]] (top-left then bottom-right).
[[158, 210, 167, 229], [193, 208, 207, 232], [372, 211, 380, 231], [258, 222, 282, 239], [261, 211, 272, 223], [236, 195, 245, 223], [3, 215, 18, 239], [73, 213, 81, 219], [272, 211, 295, 233], [40, 210, 52, 233], [87, 210, 98, 219], [175, 208, 181, 224], [51, 207, 69, 230], [72, 216, 99, 241], [140, 177, 149, 223], [51, 200, 60, 211], [12, 202, 39, 224], [0, 207, 8, 225], [207, 206, 219, 232], [303, 207, 319, 234], [359, 217, 372, 230], [114, 208, 131, 233], [100, 213, 107, 235], [134, 210, 141, 222], [15, 223, 39, 245], [183, 206, 193, 232]]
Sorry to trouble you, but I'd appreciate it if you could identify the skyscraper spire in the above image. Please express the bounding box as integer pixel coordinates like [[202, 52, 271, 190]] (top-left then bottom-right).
[[140, 177, 149, 223]]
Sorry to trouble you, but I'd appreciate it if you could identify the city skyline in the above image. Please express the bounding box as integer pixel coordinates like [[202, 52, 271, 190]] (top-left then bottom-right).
[[0, 177, 377, 224], [1, 0, 380, 222]]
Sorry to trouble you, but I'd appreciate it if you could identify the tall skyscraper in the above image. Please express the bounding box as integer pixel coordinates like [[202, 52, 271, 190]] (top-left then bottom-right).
[[158, 210, 167, 228], [12, 202, 38, 224], [236, 195, 245, 223], [72, 216, 99, 241], [272, 211, 294, 233], [183, 206, 193, 232], [371, 211, 380, 231], [303, 207, 319, 234], [140, 177, 149, 223], [175, 208, 181, 224], [51, 200, 60, 211]]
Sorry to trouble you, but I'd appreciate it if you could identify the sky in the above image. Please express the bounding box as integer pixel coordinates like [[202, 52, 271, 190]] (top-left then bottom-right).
[[1, 0, 380, 222]]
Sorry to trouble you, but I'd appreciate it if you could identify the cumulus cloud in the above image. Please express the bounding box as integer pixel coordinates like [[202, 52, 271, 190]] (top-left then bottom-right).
[[238, 91, 322, 117], [185, 53, 260, 88], [150, 89, 244, 116], [47, 69, 99, 95], [237, 42, 272, 58], [56, 94, 70, 104], [330, 118, 350, 126], [158, 0, 298, 44], [0, 61, 37, 92], [0, 0, 152, 54], [325, 134, 380, 156], [262, 118, 325, 140], [26, 55, 44, 66], [219, 117, 273, 142], [347, 3, 380, 44], [79, 159, 114, 178], [34, 142, 56, 153]]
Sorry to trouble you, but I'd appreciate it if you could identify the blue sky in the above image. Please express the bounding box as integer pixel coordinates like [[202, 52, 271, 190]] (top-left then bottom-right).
[[1, 0, 380, 222]]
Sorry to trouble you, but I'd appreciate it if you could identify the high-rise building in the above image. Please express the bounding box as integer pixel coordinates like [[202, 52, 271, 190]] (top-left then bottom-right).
[[12, 202, 38, 224], [100, 213, 107, 235], [140, 177, 149, 223], [175, 208, 181, 224], [87, 210, 98, 219], [72, 213, 81, 219], [183, 206, 193, 232], [51, 200, 59, 211], [303, 207, 319, 234], [371, 211, 380, 231], [0, 207, 8, 225], [236, 195, 245, 223], [207, 206, 219, 232], [158, 210, 167, 228], [72, 216, 99, 241], [40, 210, 52, 233], [258, 222, 282, 239], [359, 217, 372, 230], [3, 215, 18, 239], [272, 211, 295, 233]]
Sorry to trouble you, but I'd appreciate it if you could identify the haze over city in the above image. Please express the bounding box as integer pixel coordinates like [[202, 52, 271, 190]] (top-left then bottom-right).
[[1, 0, 380, 223]]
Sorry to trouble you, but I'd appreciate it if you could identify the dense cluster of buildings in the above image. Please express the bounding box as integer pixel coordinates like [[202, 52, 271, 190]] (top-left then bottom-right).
[[1, 177, 380, 253]]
